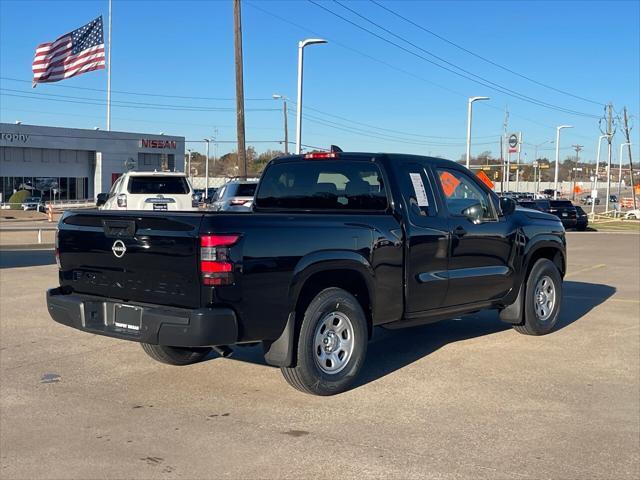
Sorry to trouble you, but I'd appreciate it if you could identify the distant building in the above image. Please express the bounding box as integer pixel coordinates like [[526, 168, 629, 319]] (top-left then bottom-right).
[[0, 123, 184, 202]]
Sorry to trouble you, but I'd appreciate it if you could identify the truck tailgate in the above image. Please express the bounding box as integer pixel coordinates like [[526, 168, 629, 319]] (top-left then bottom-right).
[[58, 211, 204, 309]]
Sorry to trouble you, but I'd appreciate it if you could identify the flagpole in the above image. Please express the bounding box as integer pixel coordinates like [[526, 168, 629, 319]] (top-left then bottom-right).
[[106, 0, 112, 131]]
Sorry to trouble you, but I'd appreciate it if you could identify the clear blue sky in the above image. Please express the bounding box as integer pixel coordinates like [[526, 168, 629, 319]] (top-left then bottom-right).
[[1, 0, 638, 162]]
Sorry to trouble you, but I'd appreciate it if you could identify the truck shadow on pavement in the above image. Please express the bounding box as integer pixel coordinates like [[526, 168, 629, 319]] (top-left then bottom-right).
[[218, 281, 615, 390], [354, 280, 615, 388]]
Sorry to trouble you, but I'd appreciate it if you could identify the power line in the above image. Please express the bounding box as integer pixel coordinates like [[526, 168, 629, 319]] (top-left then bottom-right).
[[0, 91, 279, 113], [289, 109, 499, 147], [369, 0, 604, 106], [298, 102, 500, 140], [0, 106, 282, 130], [0, 76, 272, 101], [245, 1, 594, 139], [316, 0, 599, 119]]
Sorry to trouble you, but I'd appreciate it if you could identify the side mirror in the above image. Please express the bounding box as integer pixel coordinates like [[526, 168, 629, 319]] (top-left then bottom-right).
[[500, 196, 516, 216], [462, 202, 484, 224], [96, 193, 109, 207]]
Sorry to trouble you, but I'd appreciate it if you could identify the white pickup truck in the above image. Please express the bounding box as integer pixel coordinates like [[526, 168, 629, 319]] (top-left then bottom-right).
[[97, 171, 197, 211]]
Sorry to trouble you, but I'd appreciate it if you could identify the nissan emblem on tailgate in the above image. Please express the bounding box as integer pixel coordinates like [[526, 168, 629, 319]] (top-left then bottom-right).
[[112, 240, 127, 258]]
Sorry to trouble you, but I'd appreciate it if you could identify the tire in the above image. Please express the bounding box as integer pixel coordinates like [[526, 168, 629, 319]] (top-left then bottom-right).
[[513, 258, 562, 336], [140, 343, 211, 366], [628, 214, 637, 220], [281, 287, 368, 396]]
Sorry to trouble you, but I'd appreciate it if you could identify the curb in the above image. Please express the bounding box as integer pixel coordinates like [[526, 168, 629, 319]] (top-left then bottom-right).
[[0, 244, 55, 251]]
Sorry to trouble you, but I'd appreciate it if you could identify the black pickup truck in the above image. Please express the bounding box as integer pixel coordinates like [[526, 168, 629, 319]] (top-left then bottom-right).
[[48, 152, 566, 395]]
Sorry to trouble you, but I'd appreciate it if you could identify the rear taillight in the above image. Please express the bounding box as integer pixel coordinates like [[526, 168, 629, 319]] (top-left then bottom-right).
[[55, 229, 61, 269], [117, 194, 127, 208], [200, 234, 239, 286], [229, 199, 248, 206]]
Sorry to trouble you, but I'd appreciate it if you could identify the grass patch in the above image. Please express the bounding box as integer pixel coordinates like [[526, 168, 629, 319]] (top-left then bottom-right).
[[591, 220, 640, 232]]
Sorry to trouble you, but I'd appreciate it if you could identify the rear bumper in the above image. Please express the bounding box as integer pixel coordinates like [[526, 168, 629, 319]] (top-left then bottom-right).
[[558, 218, 577, 228], [46, 288, 238, 347]]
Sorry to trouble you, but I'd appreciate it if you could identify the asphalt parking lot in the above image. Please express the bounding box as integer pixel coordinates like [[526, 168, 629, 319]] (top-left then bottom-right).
[[1, 232, 638, 479]]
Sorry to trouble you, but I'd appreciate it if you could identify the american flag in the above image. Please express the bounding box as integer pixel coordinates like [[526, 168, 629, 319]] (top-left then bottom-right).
[[32, 16, 105, 87]]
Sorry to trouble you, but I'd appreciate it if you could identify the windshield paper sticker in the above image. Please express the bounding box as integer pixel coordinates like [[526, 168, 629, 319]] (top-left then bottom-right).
[[409, 173, 429, 207]]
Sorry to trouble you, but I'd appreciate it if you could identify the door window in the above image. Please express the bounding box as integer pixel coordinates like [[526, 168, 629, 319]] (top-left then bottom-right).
[[401, 164, 438, 219], [436, 168, 497, 221]]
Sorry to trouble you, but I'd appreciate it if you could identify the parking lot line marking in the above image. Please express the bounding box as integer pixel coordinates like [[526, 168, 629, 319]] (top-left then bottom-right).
[[565, 263, 606, 278]]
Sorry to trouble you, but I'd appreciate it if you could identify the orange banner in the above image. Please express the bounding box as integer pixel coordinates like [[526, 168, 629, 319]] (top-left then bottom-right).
[[475, 170, 495, 190], [439, 171, 460, 197]]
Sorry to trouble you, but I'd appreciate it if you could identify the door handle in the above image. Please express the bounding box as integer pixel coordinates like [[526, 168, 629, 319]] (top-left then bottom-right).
[[453, 225, 467, 238]]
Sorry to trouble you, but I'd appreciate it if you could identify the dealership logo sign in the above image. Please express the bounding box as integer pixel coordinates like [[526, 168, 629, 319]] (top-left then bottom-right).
[[112, 240, 127, 258], [0, 133, 30, 143], [139, 138, 177, 149]]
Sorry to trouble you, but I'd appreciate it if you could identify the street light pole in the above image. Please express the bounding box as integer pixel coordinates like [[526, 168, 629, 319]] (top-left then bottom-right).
[[591, 134, 609, 219], [204, 139, 210, 199], [465, 96, 490, 170], [296, 38, 327, 155], [554, 125, 573, 199], [187, 148, 192, 182], [619, 142, 632, 199], [533, 140, 553, 195], [272, 94, 289, 155]]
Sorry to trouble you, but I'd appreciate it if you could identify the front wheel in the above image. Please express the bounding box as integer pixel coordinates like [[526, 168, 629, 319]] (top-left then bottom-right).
[[281, 287, 368, 396], [141, 343, 211, 365], [513, 258, 563, 336]]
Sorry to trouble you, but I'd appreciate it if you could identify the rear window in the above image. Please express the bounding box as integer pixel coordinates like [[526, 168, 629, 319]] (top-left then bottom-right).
[[128, 176, 189, 195], [235, 183, 257, 197], [255, 160, 387, 211]]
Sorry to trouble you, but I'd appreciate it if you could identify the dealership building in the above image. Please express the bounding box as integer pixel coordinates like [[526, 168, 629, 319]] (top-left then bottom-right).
[[0, 123, 185, 203]]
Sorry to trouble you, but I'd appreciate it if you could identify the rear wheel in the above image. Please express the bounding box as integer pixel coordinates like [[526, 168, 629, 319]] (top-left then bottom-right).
[[141, 343, 211, 366], [281, 287, 368, 396], [513, 258, 562, 336]]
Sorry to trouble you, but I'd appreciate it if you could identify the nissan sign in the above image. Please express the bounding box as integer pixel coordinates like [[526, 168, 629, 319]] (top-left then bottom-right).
[[139, 139, 177, 149]]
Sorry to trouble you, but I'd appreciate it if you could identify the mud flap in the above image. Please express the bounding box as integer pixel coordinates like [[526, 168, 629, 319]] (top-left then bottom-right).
[[263, 312, 296, 367], [499, 283, 524, 325]]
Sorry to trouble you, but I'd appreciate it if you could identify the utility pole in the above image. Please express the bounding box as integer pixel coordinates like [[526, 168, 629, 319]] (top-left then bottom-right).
[[622, 107, 637, 209], [516, 131, 522, 192], [233, 0, 247, 177], [499, 135, 504, 194], [601, 103, 616, 212], [502, 107, 509, 193], [571, 144, 583, 201]]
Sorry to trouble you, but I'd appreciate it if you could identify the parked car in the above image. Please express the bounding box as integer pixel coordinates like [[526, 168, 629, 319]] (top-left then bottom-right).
[[48, 152, 566, 396], [21, 196, 44, 212], [548, 200, 578, 229], [517, 200, 538, 210], [541, 189, 560, 199], [624, 209, 640, 220], [97, 171, 197, 211], [575, 205, 589, 231], [193, 187, 218, 205], [531, 199, 552, 213], [582, 195, 600, 205], [210, 180, 257, 211], [609, 195, 618, 204]]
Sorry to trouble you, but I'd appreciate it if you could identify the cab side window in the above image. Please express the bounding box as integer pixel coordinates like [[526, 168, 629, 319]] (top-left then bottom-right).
[[401, 164, 437, 219], [436, 168, 497, 221]]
